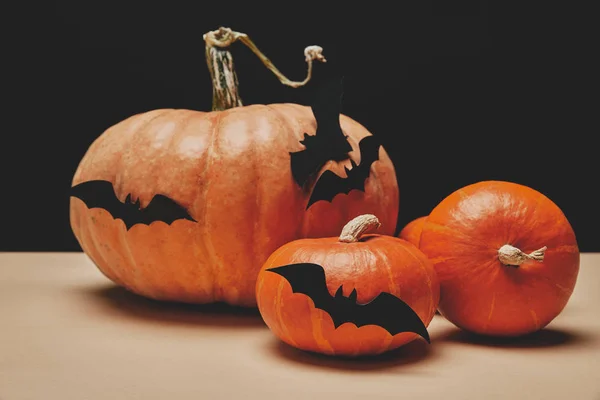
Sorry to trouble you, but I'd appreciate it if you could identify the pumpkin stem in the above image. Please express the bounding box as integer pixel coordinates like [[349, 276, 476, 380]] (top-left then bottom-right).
[[203, 27, 327, 111], [498, 244, 547, 267], [339, 214, 381, 243]]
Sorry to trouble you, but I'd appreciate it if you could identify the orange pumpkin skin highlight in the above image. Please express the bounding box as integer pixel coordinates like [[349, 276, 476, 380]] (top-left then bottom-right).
[[399, 216, 427, 247], [419, 181, 580, 337], [256, 216, 439, 356]]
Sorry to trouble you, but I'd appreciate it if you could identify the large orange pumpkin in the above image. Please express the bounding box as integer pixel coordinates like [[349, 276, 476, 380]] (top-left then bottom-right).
[[398, 215, 427, 247], [69, 28, 399, 306], [419, 180, 580, 336], [256, 214, 439, 356]]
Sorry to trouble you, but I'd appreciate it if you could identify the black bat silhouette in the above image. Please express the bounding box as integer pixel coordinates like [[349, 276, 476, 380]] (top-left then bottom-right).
[[266, 263, 430, 342], [306, 135, 381, 209], [70, 180, 196, 230], [290, 77, 353, 187]]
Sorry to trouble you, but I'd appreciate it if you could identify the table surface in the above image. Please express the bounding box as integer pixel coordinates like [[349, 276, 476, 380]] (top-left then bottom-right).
[[1, 252, 599, 400]]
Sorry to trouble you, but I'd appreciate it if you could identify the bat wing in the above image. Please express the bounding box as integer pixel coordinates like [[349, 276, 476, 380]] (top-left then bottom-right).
[[354, 292, 430, 342], [290, 134, 352, 187], [267, 263, 430, 342], [70, 180, 130, 223], [71, 179, 195, 230], [266, 263, 336, 314], [141, 194, 196, 227], [354, 135, 381, 171], [305, 168, 352, 209], [289, 77, 352, 187], [306, 135, 382, 208], [290, 134, 330, 187]]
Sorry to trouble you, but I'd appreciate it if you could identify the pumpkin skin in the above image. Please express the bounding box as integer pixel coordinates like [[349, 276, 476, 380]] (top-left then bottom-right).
[[419, 180, 579, 337], [256, 215, 439, 356], [398, 216, 427, 247], [70, 106, 399, 306]]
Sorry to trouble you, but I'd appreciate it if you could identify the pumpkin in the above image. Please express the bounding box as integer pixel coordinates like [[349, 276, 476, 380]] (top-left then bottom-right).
[[69, 27, 399, 307], [256, 214, 440, 356], [398, 215, 427, 247], [419, 180, 580, 336]]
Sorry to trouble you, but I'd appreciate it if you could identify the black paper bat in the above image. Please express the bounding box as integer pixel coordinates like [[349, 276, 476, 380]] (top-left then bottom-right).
[[290, 77, 353, 187], [306, 134, 381, 209], [266, 263, 430, 342], [70, 180, 196, 230]]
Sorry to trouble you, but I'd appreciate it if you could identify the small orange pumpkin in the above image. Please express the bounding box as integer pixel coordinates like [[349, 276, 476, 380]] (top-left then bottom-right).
[[69, 28, 399, 306], [398, 215, 427, 247], [256, 214, 439, 356], [419, 181, 580, 336]]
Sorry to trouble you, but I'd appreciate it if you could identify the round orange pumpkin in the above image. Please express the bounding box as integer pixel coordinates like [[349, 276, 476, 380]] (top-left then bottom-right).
[[419, 180, 580, 336], [256, 214, 439, 356], [398, 215, 427, 247], [69, 28, 399, 306]]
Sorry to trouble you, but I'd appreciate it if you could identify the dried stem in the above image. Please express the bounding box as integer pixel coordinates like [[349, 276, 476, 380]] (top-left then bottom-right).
[[498, 244, 547, 267], [203, 27, 326, 111], [339, 214, 381, 243]]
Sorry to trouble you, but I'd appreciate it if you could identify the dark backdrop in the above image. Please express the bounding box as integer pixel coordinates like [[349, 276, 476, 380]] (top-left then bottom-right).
[[3, 1, 597, 251]]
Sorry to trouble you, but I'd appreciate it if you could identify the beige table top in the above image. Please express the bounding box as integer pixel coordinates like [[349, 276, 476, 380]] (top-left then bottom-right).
[[1, 252, 599, 400]]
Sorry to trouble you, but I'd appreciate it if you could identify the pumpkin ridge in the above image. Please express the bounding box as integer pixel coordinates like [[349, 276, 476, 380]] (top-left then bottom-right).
[[89, 211, 124, 282], [169, 110, 200, 156], [199, 111, 226, 300], [423, 220, 491, 250], [111, 109, 176, 207], [398, 241, 435, 314], [484, 293, 496, 332], [309, 299, 335, 355], [275, 279, 297, 345], [244, 108, 261, 293], [80, 211, 114, 282], [529, 309, 540, 331], [118, 223, 143, 293], [265, 244, 298, 345], [371, 243, 400, 298], [263, 103, 307, 239], [506, 189, 544, 247]]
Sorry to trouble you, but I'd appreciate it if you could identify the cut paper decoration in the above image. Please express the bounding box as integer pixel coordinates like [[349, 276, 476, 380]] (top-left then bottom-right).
[[290, 77, 353, 187], [267, 262, 430, 342], [307, 135, 381, 209], [70, 180, 196, 230]]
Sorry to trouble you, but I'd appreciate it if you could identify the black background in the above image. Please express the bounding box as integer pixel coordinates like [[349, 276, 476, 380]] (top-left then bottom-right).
[[3, 1, 597, 251]]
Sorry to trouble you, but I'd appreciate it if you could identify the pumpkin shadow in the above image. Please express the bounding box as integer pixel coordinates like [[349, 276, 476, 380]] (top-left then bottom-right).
[[83, 285, 266, 328], [436, 326, 590, 349], [269, 337, 436, 371]]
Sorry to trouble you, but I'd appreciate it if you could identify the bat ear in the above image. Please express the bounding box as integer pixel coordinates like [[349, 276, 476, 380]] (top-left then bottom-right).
[[345, 160, 358, 173], [125, 194, 132, 203], [349, 288, 357, 302], [335, 285, 344, 298]]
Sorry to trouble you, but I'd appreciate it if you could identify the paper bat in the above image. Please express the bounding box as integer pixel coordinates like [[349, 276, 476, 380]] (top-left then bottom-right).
[[290, 77, 353, 187], [70, 180, 196, 230], [266, 263, 430, 342], [306, 135, 381, 209]]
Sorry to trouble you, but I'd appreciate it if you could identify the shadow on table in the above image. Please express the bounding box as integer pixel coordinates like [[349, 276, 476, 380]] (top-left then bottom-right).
[[436, 326, 591, 349], [82, 285, 266, 328], [268, 337, 438, 371]]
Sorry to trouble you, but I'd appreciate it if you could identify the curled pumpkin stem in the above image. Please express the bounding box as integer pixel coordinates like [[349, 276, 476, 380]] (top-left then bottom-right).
[[204, 27, 326, 89], [498, 244, 548, 267]]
